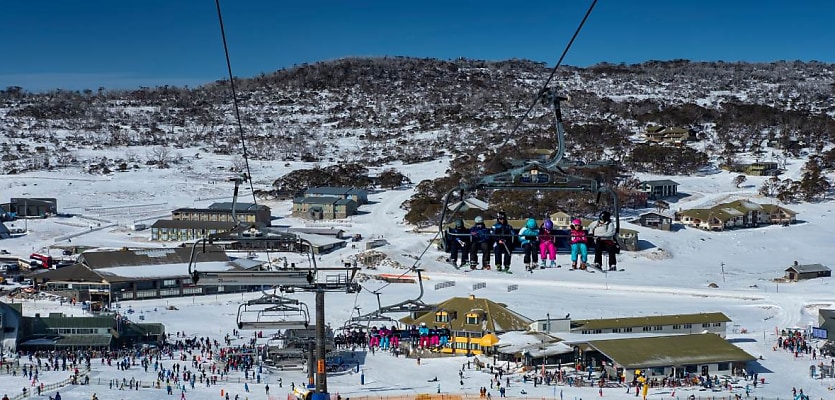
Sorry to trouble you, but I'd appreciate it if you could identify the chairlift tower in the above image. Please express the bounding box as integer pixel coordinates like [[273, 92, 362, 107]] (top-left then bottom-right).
[[188, 237, 360, 400]]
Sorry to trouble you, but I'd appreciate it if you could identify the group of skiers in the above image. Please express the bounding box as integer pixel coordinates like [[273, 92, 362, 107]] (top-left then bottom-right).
[[445, 211, 620, 273], [336, 323, 453, 352]]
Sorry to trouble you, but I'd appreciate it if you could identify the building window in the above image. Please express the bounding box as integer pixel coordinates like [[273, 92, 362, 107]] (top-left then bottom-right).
[[612, 328, 621, 333], [702, 323, 710, 328], [713, 323, 722, 327], [717, 362, 729, 371], [673, 325, 681, 329], [684, 324, 692, 329], [435, 312, 449, 323], [581, 330, 590, 334], [593, 329, 602, 334], [624, 327, 633, 332], [642, 327, 651, 332], [654, 326, 662, 331], [465, 313, 479, 325]]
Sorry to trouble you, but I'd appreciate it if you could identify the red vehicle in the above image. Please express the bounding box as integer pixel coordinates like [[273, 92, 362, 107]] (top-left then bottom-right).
[[29, 253, 54, 269]]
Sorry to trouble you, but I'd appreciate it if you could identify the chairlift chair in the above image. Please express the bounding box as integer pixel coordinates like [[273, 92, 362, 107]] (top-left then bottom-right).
[[348, 310, 398, 327], [438, 89, 620, 249], [366, 269, 435, 318], [236, 297, 310, 330]]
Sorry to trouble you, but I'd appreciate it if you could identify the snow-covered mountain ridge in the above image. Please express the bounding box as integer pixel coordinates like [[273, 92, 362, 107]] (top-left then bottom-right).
[[1, 58, 833, 174]]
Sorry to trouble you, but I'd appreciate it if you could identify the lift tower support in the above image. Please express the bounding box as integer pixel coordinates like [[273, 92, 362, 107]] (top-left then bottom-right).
[[188, 238, 361, 400]]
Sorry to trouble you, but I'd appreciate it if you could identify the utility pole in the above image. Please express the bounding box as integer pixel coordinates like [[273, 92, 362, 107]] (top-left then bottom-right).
[[721, 262, 726, 283], [545, 313, 550, 333]]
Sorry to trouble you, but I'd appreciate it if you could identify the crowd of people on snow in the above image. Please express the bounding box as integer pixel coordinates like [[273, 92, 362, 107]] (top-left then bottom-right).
[[0, 329, 280, 400], [444, 211, 620, 273]]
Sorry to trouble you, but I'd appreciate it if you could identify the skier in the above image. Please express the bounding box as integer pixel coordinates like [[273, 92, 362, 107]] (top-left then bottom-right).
[[468, 216, 491, 269], [491, 211, 516, 272], [538, 218, 557, 268], [588, 211, 618, 271], [569, 219, 589, 270], [445, 219, 471, 267], [518, 218, 539, 272]]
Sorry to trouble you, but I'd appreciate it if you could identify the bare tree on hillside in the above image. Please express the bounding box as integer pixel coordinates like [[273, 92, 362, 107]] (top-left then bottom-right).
[[147, 146, 172, 169], [733, 175, 747, 188]]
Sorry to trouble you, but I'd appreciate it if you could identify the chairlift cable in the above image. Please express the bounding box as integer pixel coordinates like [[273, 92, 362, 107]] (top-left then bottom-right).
[[214, 0, 273, 264], [499, 0, 597, 148]]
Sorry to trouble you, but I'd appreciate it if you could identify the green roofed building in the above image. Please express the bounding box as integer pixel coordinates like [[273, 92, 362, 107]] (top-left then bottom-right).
[[586, 333, 755, 381], [679, 201, 797, 231]]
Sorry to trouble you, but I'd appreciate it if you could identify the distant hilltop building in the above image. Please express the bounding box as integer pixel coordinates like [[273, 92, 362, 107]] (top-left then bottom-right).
[[151, 202, 272, 241], [292, 187, 368, 220], [638, 180, 679, 200], [644, 125, 698, 145], [173, 202, 272, 226], [678, 200, 796, 231]]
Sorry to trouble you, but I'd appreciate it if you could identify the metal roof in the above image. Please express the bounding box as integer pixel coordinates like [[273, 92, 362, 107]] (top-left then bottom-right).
[[679, 208, 735, 222], [587, 333, 755, 369], [36, 263, 104, 283], [760, 203, 798, 216], [572, 312, 730, 331], [640, 180, 680, 187], [78, 245, 229, 269], [31, 315, 115, 329], [151, 220, 236, 229], [638, 211, 674, 218], [305, 187, 368, 196], [208, 202, 270, 211], [288, 228, 345, 236], [722, 200, 763, 212], [786, 264, 830, 273], [293, 196, 343, 205]]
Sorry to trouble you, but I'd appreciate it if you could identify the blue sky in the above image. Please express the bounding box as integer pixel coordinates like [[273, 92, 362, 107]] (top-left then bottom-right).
[[2, 0, 833, 92]]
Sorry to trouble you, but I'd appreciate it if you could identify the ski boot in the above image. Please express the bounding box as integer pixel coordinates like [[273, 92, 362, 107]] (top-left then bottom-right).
[[582, 263, 590, 270], [608, 265, 617, 272], [483, 264, 492, 271], [538, 260, 546, 269], [503, 265, 513, 274], [470, 262, 477, 270], [571, 261, 578, 270], [550, 260, 558, 268]]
